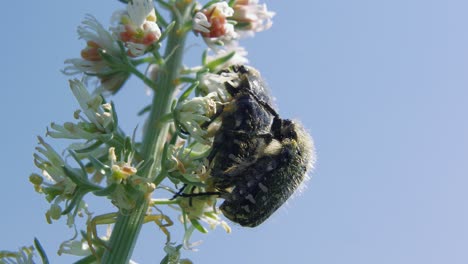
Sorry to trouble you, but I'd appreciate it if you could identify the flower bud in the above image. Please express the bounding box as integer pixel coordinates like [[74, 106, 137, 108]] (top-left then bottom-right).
[[48, 204, 63, 220]]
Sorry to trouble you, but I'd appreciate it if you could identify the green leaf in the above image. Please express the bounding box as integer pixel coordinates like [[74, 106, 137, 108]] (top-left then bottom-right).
[[160, 255, 169, 264], [178, 81, 199, 102], [62, 166, 101, 191], [156, 0, 172, 10], [201, 49, 208, 65], [235, 21, 251, 29], [61, 189, 86, 215], [97, 133, 114, 144], [62, 166, 86, 185], [68, 150, 87, 178], [88, 155, 110, 172], [159, 21, 176, 43], [111, 101, 119, 131], [178, 77, 197, 83], [138, 157, 155, 177], [206, 51, 235, 72], [98, 49, 122, 66], [124, 136, 134, 153], [191, 219, 208, 234], [93, 183, 118, 197], [154, 6, 169, 28], [138, 104, 152, 116], [34, 238, 49, 264], [73, 140, 104, 154]]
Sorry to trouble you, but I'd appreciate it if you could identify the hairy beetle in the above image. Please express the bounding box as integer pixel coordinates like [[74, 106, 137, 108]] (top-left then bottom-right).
[[208, 65, 315, 227]]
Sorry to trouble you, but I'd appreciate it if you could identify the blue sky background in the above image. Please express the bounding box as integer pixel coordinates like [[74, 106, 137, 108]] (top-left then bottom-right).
[[1, 0, 468, 263]]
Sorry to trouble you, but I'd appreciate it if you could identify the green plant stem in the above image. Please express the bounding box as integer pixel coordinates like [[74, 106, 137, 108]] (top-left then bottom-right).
[[100, 2, 193, 263]]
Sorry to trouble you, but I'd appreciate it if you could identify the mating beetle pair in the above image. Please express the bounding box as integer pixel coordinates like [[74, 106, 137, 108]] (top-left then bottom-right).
[[204, 65, 315, 227]]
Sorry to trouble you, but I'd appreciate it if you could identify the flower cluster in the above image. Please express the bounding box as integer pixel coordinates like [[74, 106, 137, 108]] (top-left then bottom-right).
[[0, 245, 35, 264], [25, 0, 277, 262], [32, 136, 78, 225], [193, 0, 274, 48], [173, 92, 221, 144], [165, 144, 210, 183], [63, 0, 163, 94]]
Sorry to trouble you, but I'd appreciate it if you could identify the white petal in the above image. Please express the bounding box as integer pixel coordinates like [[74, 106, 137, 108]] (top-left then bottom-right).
[[212, 2, 234, 17], [193, 12, 211, 33], [127, 0, 155, 27]]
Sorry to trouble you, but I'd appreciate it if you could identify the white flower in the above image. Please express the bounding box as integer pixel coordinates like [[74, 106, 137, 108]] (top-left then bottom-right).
[[193, 2, 237, 47], [198, 71, 238, 100], [47, 80, 115, 140], [213, 2, 235, 17], [63, 15, 120, 76], [33, 137, 95, 227], [232, 0, 275, 36], [174, 93, 219, 144], [202, 23, 237, 49], [70, 80, 113, 132], [33, 137, 76, 196], [63, 15, 130, 94], [111, 0, 161, 57], [58, 229, 140, 263], [59, 215, 106, 257], [58, 238, 92, 257]]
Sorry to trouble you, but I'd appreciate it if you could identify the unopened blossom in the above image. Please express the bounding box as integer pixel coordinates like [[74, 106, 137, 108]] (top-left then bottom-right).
[[174, 93, 219, 144], [63, 15, 128, 94], [106, 147, 154, 211], [166, 144, 210, 183], [108, 147, 137, 183], [47, 203, 63, 221], [179, 195, 231, 250], [193, 2, 237, 46], [180, 198, 231, 233], [162, 244, 193, 264], [231, 0, 275, 36], [112, 0, 161, 57], [198, 71, 238, 99]]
